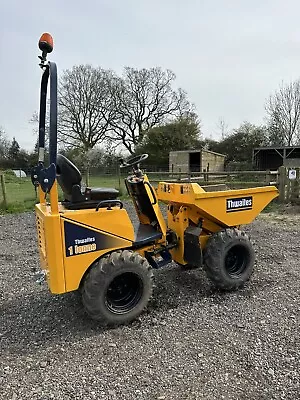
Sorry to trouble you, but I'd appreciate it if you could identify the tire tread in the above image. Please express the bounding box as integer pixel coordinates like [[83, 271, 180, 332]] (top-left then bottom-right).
[[82, 250, 153, 326], [203, 228, 254, 290]]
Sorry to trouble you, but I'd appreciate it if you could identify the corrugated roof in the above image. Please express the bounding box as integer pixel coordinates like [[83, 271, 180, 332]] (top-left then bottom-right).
[[253, 145, 300, 151]]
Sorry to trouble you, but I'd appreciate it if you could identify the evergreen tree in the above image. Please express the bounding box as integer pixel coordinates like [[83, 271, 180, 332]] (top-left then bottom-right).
[[8, 137, 20, 160]]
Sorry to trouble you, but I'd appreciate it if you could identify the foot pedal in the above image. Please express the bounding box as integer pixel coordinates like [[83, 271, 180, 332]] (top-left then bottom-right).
[[145, 249, 172, 269]]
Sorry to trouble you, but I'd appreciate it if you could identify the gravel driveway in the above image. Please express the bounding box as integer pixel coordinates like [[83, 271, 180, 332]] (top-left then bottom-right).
[[0, 204, 299, 400]]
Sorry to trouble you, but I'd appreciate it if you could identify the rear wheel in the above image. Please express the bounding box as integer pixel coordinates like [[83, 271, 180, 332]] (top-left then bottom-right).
[[82, 250, 153, 326], [203, 228, 255, 290]]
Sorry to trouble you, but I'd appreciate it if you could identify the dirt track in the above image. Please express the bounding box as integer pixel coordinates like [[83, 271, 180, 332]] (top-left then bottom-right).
[[0, 208, 299, 400]]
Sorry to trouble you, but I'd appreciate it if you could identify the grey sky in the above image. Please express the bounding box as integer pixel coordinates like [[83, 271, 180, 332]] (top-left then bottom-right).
[[1, 0, 300, 150]]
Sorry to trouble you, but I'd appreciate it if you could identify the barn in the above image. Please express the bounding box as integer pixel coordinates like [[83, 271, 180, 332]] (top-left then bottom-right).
[[253, 146, 300, 170], [169, 149, 226, 174]]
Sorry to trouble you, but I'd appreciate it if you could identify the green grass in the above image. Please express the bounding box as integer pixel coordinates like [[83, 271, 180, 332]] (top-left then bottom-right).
[[6, 179, 36, 201], [1, 199, 37, 213], [0, 173, 282, 215], [0, 174, 129, 214], [0, 177, 37, 213], [88, 175, 126, 195]]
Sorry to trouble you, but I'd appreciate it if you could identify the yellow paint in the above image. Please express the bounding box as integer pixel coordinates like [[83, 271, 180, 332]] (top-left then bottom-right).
[[49, 181, 59, 214], [35, 175, 279, 295], [167, 206, 189, 265], [38, 186, 46, 205], [157, 182, 279, 227], [35, 204, 65, 293], [61, 208, 134, 291], [158, 182, 278, 265], [35, 202, 135, 293]]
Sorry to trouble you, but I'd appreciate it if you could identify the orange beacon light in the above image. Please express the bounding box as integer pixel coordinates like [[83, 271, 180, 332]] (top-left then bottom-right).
[[38, 32, 54, 54]]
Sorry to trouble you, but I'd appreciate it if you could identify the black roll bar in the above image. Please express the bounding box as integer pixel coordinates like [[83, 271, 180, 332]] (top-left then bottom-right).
[[38, 61, 57, 166]]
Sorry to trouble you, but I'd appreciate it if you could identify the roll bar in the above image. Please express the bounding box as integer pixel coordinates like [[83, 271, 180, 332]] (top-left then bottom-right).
[[38, 62, 57, 166], [32, 33, 58, 196]]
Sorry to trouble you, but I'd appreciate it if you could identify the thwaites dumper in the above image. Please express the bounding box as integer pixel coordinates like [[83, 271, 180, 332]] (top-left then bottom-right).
[[32, 33, 279, 326]]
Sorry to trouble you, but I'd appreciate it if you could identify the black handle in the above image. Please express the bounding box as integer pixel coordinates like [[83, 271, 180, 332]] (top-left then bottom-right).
[[96, 200, 124, 211], [35, 61, 58, 193], [144, 182, 157, 205], [38, 62, 57, 166]]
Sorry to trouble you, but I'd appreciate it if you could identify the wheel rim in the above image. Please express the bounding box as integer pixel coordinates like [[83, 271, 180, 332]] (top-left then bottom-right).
[[225, 244, 249, 277], [105, 272, 143, 314]]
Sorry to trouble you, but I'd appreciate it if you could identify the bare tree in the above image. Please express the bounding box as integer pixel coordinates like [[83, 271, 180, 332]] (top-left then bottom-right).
[[107, 67, 194, 154], [31, 64, 196, 183], [58, 65, 116, 151], [266, 80, 300, 146], [216, 117, 229, 140], [30, 111, 49, 152], [56, 65, 118, 184], [266, 103, 285, 146]]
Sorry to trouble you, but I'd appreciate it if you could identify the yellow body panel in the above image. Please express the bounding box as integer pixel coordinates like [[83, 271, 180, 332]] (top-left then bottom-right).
[[157, 182, 279, 266], [157, 182, 279, 227], [35, 175, 279, 294], [166, 206, 189, 265], [35, 203, 134, 294], [36, 204, 65, 293], [166, 204, 215, 265]]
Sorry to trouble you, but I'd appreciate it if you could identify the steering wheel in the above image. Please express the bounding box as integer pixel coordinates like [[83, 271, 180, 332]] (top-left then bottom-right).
[[120, 154, 148, 169]]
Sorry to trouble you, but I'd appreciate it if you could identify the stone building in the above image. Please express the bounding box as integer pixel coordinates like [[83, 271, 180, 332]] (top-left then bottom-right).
[[169, 149, 226, 174]]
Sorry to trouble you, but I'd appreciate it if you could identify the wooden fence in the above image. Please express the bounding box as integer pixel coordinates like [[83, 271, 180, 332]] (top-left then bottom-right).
[[0, 173, 7, 208], [147, 169, 277, 185], [278, 166, 300, 204], [0, 167, 299, 210], [147, 167, 300, 204]]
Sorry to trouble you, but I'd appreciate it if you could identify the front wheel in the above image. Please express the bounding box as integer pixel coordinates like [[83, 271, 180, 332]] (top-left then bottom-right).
[[203, 228, 255, 290], [82, 250, 153, 326]]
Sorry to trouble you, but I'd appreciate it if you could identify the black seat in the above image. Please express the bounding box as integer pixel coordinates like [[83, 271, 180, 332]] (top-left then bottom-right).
[[56, 154, 119, 208]]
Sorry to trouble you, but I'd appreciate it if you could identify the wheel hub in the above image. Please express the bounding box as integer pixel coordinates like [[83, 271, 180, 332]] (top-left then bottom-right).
[[225, 244, 249, 277], [106, 272, 143, 314]]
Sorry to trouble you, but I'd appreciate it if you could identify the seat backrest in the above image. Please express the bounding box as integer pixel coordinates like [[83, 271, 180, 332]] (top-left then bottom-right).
[[56, 154, 82, 199]]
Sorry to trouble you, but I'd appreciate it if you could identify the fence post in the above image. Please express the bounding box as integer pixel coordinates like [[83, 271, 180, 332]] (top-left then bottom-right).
[[286, 168, 292, 202], [0, 174, 8, 208], [297, 167, 300, 202], [278, 166, 286, 203], [265, 169, 270, 185], [188, 167, 191, 182], [203, 168, 209, 182], [290, 167, 300, 203], [116, 163, 121, 192]]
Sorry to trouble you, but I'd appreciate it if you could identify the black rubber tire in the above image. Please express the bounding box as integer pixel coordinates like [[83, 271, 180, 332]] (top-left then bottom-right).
[[203, 228, 255, 290], [82, 250, 153, 326]]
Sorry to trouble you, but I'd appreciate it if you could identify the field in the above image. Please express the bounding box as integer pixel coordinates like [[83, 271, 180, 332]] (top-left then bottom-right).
[[0, 175, 126, 213], [0, 171, 275, 213], [0, 203, 299, 399]]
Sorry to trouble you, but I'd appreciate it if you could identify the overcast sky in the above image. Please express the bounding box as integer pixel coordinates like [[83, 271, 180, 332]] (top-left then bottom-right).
[[1, 0, 300, 150]]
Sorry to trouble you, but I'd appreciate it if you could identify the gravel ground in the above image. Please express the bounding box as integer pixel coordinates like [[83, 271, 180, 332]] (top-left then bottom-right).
[[0, 204, 299, 400]]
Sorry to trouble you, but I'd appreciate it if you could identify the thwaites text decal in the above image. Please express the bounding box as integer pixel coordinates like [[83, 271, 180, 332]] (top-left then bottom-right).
[[226, 196, 253, 213]]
